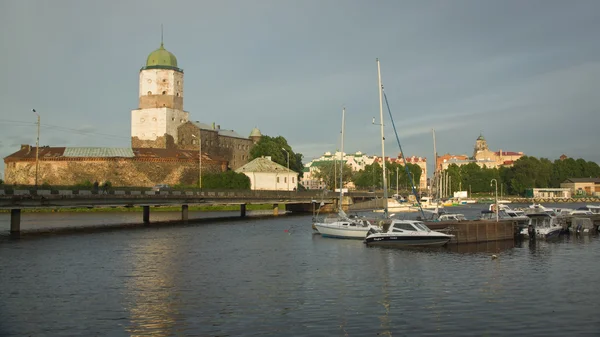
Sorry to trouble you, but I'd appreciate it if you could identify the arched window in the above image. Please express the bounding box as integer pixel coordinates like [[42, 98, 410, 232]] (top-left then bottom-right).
[[147, 91, 152, 95], [162, 91, 166, 95]]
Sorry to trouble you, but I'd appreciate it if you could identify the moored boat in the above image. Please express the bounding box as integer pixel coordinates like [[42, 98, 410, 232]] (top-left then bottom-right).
[[364, 219, 453, 247]]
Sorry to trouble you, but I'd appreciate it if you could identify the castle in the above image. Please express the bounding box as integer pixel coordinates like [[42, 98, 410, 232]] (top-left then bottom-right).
[[436, 134, 523, 172], [3, 40, 260, 186]]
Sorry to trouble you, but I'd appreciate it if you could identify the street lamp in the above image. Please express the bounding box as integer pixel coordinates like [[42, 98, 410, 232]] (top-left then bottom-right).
[[281, 148, 290, 192], [191, 133, 202, 188], [490, 178, 498, 222], [32, 109, 40, 189]]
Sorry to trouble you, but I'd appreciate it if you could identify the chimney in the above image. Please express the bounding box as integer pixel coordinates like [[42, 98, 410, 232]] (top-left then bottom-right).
[[265, 156, 272, 161], [21, 144, 31, 153]]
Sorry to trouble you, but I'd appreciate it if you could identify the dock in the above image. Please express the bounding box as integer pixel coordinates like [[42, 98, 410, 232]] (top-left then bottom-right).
[[426, 220, 516, 244]]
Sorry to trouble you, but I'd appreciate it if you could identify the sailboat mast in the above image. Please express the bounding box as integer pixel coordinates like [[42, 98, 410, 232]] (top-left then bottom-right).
[[377, 58, 388, 217], [339, 107, 345, 210], [432, 128, 437, 200]]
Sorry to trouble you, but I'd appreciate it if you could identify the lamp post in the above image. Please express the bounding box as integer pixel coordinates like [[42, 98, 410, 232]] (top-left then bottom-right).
[[281, 148, 290, 192], [490, 178, 498, 222], [192, 133, 202, 188], [32, 109, 40, 189]]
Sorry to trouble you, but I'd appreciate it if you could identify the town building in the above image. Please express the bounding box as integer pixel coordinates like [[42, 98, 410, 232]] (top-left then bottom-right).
[[236, 156, 298, 191], [560, 178, 600, 196], [436, 134, 524, 172]]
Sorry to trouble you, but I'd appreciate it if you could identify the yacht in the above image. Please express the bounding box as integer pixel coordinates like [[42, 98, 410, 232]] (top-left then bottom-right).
[[314, 210, 375, 239], [364, 219, 453, 247], [521, 213, 563, 240]]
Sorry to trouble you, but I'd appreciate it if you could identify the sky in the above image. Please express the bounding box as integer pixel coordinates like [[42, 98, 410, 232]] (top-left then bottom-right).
[[1, 0, 599, 178]]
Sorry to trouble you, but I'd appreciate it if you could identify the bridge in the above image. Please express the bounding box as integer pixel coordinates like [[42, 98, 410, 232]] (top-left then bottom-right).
[[0, 188, 380, 234]]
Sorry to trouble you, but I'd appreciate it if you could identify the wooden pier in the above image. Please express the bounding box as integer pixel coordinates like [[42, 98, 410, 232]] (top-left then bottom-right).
[[426, 220, 516, 244]]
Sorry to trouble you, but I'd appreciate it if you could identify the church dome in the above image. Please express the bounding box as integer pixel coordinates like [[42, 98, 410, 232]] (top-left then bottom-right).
[[145, 43, 179, 69]]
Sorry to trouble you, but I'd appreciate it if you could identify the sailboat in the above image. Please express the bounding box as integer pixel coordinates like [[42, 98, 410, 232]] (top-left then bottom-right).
[[364, 59, 453, 247], [313, 108, 374, 239]]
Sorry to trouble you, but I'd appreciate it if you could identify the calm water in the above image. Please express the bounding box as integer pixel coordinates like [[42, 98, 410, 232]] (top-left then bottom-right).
[[1, 204, 599, 336]]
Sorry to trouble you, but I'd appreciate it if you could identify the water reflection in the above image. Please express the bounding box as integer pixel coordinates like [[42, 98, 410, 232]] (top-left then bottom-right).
[[446, 240, 515, 254], [124, 236, 183, 336]]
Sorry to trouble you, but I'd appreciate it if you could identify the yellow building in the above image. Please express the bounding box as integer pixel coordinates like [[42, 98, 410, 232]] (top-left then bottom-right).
[[560, 178, 600, 196]]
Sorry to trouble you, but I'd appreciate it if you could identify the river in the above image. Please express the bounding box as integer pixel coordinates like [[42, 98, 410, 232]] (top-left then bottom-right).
[[0, 203, 599, 336]]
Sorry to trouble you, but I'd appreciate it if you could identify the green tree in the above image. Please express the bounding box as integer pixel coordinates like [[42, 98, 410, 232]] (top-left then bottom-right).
[[202, 171, 251, 189], [250, 135, 304, 178], [312, 161, 353, 190]]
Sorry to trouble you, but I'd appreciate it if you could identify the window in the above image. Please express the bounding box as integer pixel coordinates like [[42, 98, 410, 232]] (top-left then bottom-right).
[[393, 223, 417, 231], [284, 177, 287, 183], [152, 117, 157, 121], [277, 177, 280, 183], [140, 118, 145, 122], [292, 177, 295, 183], [162, 91, 166, 95], [176, 92, 180, 97], [147, 91, 152, 95], [171, 117, 175, 121], [162, 79, 166, 83]]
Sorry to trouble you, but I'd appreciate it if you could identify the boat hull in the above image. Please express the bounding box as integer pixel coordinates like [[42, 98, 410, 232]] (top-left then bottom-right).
[[365, 235, 451, 247], [314, 223, 371, 239]]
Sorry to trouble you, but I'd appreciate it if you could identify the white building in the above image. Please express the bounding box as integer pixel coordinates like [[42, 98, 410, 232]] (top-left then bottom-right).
[[236, 156, 298, 191]]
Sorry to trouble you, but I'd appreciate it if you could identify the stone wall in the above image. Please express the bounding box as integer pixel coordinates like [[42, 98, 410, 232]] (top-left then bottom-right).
[[4, 158, 225, 187], [177, 123, 254, 170], [138, 95, 183, 110], [131, 135, 175, 149]]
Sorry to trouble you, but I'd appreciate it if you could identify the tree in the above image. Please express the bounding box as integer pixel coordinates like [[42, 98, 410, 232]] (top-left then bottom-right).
[[250, 135, 304, 178], [312, 161, 353, 190], [202, 171, 251, 189]]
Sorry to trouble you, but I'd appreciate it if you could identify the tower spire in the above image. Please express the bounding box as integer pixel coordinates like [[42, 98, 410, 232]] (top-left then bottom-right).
[[160, 24, 164, 47]]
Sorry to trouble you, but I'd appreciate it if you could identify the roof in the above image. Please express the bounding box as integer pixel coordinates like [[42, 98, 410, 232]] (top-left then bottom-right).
[[189, 121, 247, 139], [563, 178, 600, 183], [495, 151, 522, 156], [235, 156, 295, 173], [63, 147, 134, 158], [143, 43, 180, 70]]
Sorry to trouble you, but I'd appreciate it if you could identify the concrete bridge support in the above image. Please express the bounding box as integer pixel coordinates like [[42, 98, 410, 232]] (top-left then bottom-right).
[[10, 209, 21, 234], [143, 206, 150, 224], [273, 204, 279, 216], [240, 204, 246, 217], [182, 205, 188, 223]]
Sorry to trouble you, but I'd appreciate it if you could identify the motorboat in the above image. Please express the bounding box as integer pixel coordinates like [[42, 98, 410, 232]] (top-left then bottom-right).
[[373, 198, 418, 213], [419, 196, 444, 210], [364, 219, 453, 247], [521, 213, 563, 240]]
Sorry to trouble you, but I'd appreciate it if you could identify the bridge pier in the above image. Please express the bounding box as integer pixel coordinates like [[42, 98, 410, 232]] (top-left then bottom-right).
[[10, 209, 21, 234], [143, 206, 150, 224], [273, 204, 279, 216], [182, 205, 188, 223], [240, 204, 246, 217]]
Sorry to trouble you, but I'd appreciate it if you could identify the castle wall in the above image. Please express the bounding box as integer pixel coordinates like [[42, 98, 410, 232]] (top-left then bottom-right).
[[4, 158, 224, 187], [131, 107, 189, 146], [177, 123, 254, 170]]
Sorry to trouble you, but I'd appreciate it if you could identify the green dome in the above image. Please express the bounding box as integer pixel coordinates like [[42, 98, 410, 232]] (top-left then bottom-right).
[[249, 127, 262, 137], [145, 43, 178, 69]]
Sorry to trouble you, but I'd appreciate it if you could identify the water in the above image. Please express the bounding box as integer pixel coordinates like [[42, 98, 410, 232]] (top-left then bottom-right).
[[1, 205, 599, 336]]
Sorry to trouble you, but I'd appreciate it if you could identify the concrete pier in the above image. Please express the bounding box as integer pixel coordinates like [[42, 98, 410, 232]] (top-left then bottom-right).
[[143, 206, 150, 224], [10, 209, 21, 234], [427, 220, 515, 244], [240, 204, 246, 217], [182, 205, 188, 223]]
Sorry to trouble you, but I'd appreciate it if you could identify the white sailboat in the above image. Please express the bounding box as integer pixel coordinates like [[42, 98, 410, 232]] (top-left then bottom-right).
[[313, 108, 374, 239], [365, 59, 453, 247]]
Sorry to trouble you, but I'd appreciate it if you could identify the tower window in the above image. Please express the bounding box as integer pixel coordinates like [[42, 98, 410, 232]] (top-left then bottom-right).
[[172, 117, 175, 121], [162, 91, 166, 95], [177, 81, 181, 85], [147, 91, 152, 95], [162, 79, 166, 83], [176, 92, 180, 97], [152, 117, 157, 121]]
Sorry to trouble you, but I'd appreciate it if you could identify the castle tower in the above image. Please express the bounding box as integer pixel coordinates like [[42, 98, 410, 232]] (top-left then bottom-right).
[[249, 127, 262, 144], [131, 40, 189, 148]]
